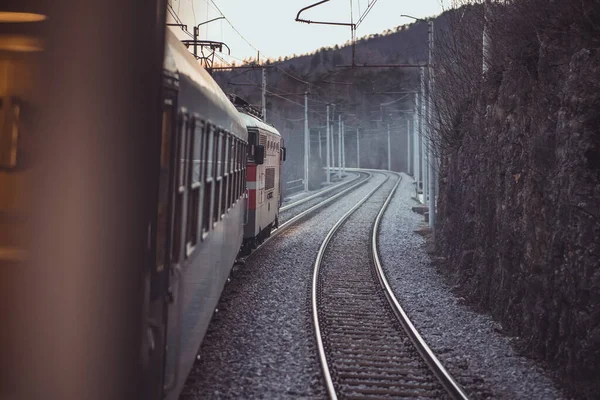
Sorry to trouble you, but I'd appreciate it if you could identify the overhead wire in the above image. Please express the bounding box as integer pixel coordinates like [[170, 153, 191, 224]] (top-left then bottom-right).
[[167, 3, 194, 38], [207, 0, 260, 53], [190, 0, 197, 26], [355, 0, 379, 28]]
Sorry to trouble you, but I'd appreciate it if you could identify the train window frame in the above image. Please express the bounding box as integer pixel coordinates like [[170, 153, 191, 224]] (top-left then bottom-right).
[[242, 143, 247, 196], [218, 130, 227, 219], [227, 136, 233, 209], [221, 133, 229, 216], [210, 127, 222, 229], [185, 116, 204, 256], [202, 123, 215, 239], [154, 99, 174, 274], [172, 109, 189, 263], [233, 138, 238, 203]]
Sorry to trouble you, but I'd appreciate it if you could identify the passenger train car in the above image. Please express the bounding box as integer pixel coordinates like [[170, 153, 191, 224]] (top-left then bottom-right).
[[231, 97, 286, 254], [0, 4, 285, 399], [153, 29, 255, 400]]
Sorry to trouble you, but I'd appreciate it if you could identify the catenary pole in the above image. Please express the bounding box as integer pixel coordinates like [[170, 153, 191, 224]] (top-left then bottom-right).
[[326, 105, 331, 183], [261, 68, 267, 121], [304, 91, 309, 192], [356, 128, 360, 168], [428, 20, 436, 228], [342, 121, 346, 175], [387, 123, 391, 171], [407, 119, 411, 175], [338, 114, 342, 179]]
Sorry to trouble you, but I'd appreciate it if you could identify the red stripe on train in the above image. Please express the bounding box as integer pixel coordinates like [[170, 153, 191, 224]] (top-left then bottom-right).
[[248, 189, 257, 210], [247, 165, 257, 182], [247, 164, 257, 210]]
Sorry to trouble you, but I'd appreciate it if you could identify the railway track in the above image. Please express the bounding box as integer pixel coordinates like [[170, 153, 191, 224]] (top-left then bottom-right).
[[278, 173, 369, 227], [280, 172, 361, 212], [312, 171, 469, 400], [237, 171, 372, 262]]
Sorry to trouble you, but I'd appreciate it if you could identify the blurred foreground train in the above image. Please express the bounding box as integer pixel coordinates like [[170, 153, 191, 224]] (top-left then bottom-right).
[[0, 9, 285, 400]]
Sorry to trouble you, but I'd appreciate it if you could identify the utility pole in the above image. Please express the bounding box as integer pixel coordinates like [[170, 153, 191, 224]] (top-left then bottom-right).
[[342, 121, 346, 175], [387, 123, 391, 171], [407, 119, 411, 175], [356, 128, 360, 168], [415, 82, 422, 191], [318, 130, 322, 159], [428, 20, 436, 228], [193, 26, 198, 58], [420, 67, 427, 199], [261, 68, 267, 121], [413, 116, 418, 180], [304, 91, 309, 192], [338, 114, 342, 179], [421, 66, 427, 202], [192, 16, 225, 59], [326, 105, 331, 183], [331, 106, 335, 176]]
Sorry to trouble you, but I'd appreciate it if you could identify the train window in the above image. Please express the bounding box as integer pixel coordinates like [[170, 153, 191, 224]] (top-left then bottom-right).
[[221, 133, 229, 216], [241, 143, 247, 195], [191, 119, 203, 184], [172, 110, 189, 262], [229, 138, 235, 207], [233, 139, 239, 201], [238, 140, 243, 199], [178, 114, 189, 189], [230, 138, 235, 174], [202, 124, 214, 236], [220, 132, 228, 216], [186, 118, 203, 252], [155, 103, 173, 273], [212, 130, 222, 225], [236, 140, 241, 199]]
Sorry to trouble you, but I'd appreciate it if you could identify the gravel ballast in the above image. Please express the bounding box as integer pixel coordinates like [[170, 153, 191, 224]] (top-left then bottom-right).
[[279, 173, 365, 225], [281, 172, 357, 207], [378, 173, 568, 400], [180, 173, 387, 399]]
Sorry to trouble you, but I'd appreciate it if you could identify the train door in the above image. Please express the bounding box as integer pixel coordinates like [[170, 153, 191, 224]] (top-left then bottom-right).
[[144, 74, 180, 400]]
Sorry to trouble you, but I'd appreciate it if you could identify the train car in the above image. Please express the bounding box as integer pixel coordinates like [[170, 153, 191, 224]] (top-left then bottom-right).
[[231, 99, 286, 253], [155, 29, 251, 400]]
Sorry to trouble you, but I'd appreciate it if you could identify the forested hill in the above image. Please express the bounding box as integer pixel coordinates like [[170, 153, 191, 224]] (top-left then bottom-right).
[[212, 6, 457, 187]]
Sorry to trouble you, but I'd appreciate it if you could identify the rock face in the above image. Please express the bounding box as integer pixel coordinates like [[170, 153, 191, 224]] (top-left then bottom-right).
[[434, 2, 600, 398]]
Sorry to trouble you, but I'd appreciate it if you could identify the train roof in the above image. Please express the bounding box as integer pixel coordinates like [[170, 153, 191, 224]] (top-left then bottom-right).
[[238, 111, 281, 137], [163, 29, 247, 140]]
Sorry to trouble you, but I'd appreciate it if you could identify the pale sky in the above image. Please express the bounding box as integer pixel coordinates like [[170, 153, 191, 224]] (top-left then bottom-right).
[[166, 0, 452, 64]]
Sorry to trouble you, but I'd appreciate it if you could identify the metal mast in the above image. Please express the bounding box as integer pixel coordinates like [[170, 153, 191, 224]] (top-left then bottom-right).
[[304, 91, 309, 192]]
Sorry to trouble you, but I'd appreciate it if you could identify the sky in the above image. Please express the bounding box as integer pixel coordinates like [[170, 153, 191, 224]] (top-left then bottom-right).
[[166, 0, 453, 65]]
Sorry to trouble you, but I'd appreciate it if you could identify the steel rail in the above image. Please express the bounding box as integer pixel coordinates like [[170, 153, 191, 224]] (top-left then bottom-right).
[[371, 172, 470, 400], [280, 171, 361, 212], [311, 171, 390, 400], [240, 171, 373, 262]]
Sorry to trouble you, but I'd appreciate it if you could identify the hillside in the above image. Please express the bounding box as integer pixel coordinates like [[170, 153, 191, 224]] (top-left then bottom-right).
[[212, 11, 450, 191]]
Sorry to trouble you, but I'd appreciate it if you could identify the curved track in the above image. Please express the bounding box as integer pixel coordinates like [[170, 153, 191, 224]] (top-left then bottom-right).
[[238, 171, 372, 262], [280, 172, 361, 212], [312, 170, 469, 400]]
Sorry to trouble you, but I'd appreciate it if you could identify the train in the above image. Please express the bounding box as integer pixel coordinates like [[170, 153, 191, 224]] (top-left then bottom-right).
[[0, 5, 285, 400], [150, 29, 287, 399]]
